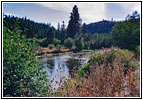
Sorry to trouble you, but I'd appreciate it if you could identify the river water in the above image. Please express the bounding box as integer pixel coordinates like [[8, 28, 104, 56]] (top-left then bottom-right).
[[39, 52, 94, 90]]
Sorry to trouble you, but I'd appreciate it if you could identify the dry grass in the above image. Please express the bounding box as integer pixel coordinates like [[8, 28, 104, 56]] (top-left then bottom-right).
[[58, 58, 140, 97], [36, 46, 71, 55]]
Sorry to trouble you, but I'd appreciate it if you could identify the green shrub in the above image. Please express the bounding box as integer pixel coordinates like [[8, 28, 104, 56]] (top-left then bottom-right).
[[56, 44, 62, 52], [74, 37, 84, 51], [64, 37, 73, 49], [53, 38, 61, 46], [77, 63, 90, 77], [48, 44, 55, 49], [39, 38, 49, 47], [79, 48, 136, 75], [135, 45, 140, 60], [83, 41, 90, 49], [3, 26, 50, 97]]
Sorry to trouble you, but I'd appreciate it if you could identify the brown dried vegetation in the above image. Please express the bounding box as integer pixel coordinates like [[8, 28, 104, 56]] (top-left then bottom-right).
[[58, 49, 140, 97]]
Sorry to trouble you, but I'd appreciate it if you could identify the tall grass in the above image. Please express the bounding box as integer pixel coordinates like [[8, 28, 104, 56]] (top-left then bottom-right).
[[58, 50, 140, 97]]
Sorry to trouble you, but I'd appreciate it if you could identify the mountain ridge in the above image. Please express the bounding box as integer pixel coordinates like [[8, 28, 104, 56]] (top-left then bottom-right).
[[87, 20, 116, 34]]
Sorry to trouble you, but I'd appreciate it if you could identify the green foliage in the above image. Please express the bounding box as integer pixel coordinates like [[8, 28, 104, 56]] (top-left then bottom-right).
[[3, 14, 56, 39], [81, 23, 87, 34], [56, 44, 62, 52], [135, 45, 140, 60], [48, 44, 55, 49], [53, 38, 61, 46], [73, 34, 112, 51], [74, 37, 84, 51], [79, 48, 136, 75], [37, 38, 48, 47], [3, 26, 50, 97], [67, 5, 81, 38], [64, 37, 73, 49], [111, 11, 140, 51], [46, 28, 55, 44], [83, 41, 90, 49], [77, 63, 90, 76], [89, 34, 112, 49]]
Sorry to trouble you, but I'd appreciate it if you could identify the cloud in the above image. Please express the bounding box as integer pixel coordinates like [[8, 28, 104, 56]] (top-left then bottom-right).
[[105, 3, 141, 21], [38, 2, 141, 23], [115, 3, 141, 15], [37, 3, 106, 24]]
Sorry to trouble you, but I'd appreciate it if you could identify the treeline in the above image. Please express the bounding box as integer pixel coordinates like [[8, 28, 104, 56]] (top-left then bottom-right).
[[111, 11, 140, 51], [3, 5, 140, 52], [3, 14, 56, 39]]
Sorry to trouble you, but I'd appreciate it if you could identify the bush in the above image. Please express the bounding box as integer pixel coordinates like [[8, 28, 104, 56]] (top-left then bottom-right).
[[59, 58, 140, 97], [64, 37, 73, 49], [48, 44, 55, 49], [39, 38, 49, 47], [83, 41, 90, 49], [3, 26, 50, 97], [56, 44, 62, 52], [135, 45, 140, 60], [53, 38, 61, 46], [74, 37, 84, 52], [78, 47, 136, 75]]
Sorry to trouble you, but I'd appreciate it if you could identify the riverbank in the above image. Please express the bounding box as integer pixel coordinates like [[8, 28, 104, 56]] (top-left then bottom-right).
[[36, 46, 94, 58], [55, 48, 140, 97]]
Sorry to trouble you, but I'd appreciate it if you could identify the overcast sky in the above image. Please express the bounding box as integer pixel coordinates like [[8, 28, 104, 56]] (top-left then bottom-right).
[[3, 2, 141, 28]]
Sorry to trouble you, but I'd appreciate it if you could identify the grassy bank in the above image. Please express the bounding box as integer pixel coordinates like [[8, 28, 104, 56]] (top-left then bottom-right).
[[36, 45, 95, 58], [55, 47, 140, 97]]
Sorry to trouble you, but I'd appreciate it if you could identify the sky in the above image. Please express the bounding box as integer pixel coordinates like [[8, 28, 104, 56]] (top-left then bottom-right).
[[3, 2, 141, 28]]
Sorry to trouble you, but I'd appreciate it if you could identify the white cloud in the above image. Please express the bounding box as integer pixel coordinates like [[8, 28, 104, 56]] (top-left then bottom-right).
[[118, 3, 141, 14], [104, 3, 141, 21], [37, 2, 141, 25], [37, 3, 106, 24]]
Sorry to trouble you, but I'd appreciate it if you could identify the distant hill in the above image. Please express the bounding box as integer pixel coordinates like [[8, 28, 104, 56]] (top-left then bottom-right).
[[87, 20, 116, 34]]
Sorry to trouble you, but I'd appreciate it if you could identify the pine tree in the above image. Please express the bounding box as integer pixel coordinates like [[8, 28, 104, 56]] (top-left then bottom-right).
[[57, 22, 61, 31], [67, 5, 81, 38], [81, 23, 87, 34], [56, 22, 61, 39], [47, 28, 55, 44], [61, 21, 66, 43]]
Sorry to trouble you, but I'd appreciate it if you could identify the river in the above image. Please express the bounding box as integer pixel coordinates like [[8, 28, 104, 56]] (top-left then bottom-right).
[[38, 52, 96, 90]]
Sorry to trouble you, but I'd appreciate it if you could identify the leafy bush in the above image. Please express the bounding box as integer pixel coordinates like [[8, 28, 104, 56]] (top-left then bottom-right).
[[56, 44, 62, 52], [83, 41, 90, 49], [48, 44, 55, 49], [53, 38, 61, 46], [3, 26, 50, 97], [64, 37, 73, 49], [74, 37, 84, 51], [39, 38, 49, 47]]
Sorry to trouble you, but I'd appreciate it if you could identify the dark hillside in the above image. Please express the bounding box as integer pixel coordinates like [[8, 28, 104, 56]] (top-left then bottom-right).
[[87, 20, 116, 34], [3, 14, 56, 39]]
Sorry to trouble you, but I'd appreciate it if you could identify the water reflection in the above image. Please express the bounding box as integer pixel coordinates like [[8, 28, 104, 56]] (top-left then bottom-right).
[[40, 53, 90, 90]]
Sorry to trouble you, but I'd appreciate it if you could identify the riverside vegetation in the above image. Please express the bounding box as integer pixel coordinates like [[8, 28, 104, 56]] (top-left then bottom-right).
[[3, 5, 140, 97]]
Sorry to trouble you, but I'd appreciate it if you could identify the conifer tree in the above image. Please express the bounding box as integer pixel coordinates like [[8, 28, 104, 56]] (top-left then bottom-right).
[[67, 5, 81, 38], [81, 23, 87, 34], [61, 21, 66, 43]]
